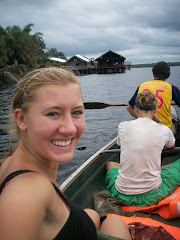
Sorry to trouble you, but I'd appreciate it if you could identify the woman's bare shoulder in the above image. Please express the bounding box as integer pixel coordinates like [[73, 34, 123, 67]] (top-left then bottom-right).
[[0, 172, 59, 239], [0, 171, 56, 207]]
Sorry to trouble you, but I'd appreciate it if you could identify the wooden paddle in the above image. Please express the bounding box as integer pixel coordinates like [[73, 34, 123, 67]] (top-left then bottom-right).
[[84, 101, 176, 110], [84, 102, 128, 109]]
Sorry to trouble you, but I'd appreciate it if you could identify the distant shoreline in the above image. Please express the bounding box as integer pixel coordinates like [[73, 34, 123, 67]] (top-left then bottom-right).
[[132, 62, 180, 68]]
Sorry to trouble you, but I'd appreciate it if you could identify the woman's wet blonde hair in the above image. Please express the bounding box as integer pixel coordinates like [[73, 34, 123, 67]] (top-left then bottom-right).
[[136, 91, 157, 110], [10, 67, 81, 138]]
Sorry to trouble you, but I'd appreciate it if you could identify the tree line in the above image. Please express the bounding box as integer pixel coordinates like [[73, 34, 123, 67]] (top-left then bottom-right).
[[0, 23, 66, 69], [132, 62, 180, 68]]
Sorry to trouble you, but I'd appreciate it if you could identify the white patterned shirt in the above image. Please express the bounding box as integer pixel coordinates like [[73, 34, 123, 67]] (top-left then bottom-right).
[[115, 117, 175, 195]]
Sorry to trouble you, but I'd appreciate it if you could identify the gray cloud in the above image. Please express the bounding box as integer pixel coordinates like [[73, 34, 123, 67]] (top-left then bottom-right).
[[0, 0, 180, 63]]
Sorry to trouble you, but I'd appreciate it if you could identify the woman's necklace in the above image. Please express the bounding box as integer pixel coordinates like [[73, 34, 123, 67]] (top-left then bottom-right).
[[18, 147, 51, 177]]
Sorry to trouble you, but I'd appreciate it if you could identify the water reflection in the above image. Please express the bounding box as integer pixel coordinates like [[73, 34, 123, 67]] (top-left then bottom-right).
[[0, 84, 16, 156]]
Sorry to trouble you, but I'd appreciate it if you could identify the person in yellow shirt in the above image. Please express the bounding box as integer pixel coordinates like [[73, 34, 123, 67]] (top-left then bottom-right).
[[127, 61, 180, 132]]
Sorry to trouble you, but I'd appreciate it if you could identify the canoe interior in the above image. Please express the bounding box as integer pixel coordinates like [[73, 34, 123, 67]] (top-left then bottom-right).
[[61, 139, 180, 211], [61, 138, 119, 209]]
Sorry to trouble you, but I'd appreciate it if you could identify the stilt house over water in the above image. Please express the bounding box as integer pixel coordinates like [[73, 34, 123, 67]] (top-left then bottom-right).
[[95, 50, 126, 74], [61, 51, 126, 75], [65, 54, 97, 75]]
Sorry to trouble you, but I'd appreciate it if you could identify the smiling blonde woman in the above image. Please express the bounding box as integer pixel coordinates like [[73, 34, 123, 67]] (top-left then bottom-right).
[[0, 67, 131, 240]]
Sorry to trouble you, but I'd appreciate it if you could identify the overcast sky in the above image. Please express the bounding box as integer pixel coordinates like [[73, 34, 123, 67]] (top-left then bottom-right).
[[1, 0, 180, 64]]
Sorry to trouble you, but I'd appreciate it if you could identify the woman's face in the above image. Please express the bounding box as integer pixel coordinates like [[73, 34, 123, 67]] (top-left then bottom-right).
[[20, 83, 85, 165]]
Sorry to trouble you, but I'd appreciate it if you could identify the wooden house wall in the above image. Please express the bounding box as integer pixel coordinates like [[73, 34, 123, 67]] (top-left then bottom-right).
[[95, 50, 126, 74], [97, 59, 124, 68], [96, 51, 125, 68], [66, 58, 91, 71], [65, 51, 127, 75]]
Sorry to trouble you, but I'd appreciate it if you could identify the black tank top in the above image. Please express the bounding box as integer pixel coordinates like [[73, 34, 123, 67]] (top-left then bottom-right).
[[0, 170, 97, 240]]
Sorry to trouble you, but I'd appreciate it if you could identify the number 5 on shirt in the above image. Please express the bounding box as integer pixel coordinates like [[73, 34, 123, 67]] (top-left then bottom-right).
[[143, 88, 165, 109]]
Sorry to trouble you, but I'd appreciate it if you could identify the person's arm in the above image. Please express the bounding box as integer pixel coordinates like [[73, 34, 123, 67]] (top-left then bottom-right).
[[127, 104, 138, 118], [127, 87, 139, 119], [164, 128, 175, 149], [172, 85, 180, 107], [152, 113, 163, 124], [165, 142, 175, 149]]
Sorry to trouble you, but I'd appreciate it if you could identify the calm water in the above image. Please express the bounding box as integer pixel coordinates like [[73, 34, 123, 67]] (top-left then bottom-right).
[[0, 67, 180, 184]]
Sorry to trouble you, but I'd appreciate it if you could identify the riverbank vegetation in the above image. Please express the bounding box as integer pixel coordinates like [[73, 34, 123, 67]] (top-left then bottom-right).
[[0, 23, 66, 69], [0, 23, 67, 85], [132, 62, 180, 68]]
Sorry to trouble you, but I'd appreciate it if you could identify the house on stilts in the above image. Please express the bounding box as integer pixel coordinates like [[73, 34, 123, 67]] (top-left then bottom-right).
[[65, 54, 97, 75], [48, 51, 127, 75], [95, 50, 126, 74]]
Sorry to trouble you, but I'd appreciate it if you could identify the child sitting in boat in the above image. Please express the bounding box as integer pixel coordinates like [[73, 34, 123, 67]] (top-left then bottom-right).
[[106, 91, 180, 206]]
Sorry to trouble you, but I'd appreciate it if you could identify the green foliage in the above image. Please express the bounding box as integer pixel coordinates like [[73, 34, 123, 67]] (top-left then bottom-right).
[[0, 24, 66, 69], [45, 48, 67, 60]]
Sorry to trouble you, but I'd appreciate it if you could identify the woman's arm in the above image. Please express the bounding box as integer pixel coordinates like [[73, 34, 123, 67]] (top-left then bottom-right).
[[127, 104, 138, 119]]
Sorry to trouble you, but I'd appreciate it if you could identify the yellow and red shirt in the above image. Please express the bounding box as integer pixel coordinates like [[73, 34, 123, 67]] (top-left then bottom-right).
[[129, 80, 180, 128], [138, 80, 172, 128]]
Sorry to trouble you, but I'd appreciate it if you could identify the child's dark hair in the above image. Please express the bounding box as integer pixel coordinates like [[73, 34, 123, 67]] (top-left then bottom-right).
[[152, 61, 170, 80]]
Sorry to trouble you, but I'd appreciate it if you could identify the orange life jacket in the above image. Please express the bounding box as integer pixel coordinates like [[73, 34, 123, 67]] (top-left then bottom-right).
[[121, 186, 180, 220], [107, 214, 180, 240]]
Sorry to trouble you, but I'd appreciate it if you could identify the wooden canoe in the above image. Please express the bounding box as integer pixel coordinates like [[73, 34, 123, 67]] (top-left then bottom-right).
[[60, 137, 180, 239]]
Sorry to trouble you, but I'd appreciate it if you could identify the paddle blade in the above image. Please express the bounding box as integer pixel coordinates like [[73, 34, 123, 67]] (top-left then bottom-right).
[[84, 102, 128, 109], [75, 146, 86, 151], [84, 102, 109, 109]]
